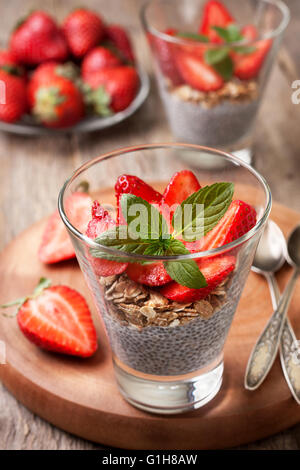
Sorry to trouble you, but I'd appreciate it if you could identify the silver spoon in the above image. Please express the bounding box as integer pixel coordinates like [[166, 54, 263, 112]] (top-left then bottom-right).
[[245, 223, 300, 396]]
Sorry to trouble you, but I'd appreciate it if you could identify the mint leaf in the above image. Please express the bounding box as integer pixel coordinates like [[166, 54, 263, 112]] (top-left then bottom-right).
[[172, 182, 234, 242], [176, 32, 209, 42], [204, 47, 229, 65], [212, 55, 234, 80], [121, 193, 169, 240], [163, 239, 207, 289], [212, 24, 243, 43]]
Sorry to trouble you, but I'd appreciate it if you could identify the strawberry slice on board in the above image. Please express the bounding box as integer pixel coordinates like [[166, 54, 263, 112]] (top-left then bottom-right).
[[187, 200, 257, 252], [175, 50, 224, 91], [115, 174, 163, 224], [160, 255, 236, 303], [234, 39, 272, 80], [14, 281, 98, 357], [199, 0, 234, 43], [86, 201, 128, 277], [126, 262, 171, 287], [38, 192, 92, 264]]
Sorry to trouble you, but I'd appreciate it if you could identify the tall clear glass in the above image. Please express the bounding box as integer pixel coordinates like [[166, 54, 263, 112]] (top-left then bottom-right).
[[58, 144, 271, 414], [141, 0, 289, 166]]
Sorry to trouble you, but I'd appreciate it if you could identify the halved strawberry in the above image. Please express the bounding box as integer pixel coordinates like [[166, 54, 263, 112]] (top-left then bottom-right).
[[199, 0, 234, 43], [175, 51, 224, 91], [196, 200, 257, 251], [234, 39, 272, 80], [115, 174, 162, 224], [17, 284, 97, 357], [86, 201, 128, 277], [38, 192, 92, 264], [149, 28, 183, 86], [126, 262, 171, 287], [160, 255, 235, 303]]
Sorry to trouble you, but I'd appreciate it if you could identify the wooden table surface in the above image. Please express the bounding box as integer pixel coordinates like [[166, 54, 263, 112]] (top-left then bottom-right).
[[0, 0, 300, 450]]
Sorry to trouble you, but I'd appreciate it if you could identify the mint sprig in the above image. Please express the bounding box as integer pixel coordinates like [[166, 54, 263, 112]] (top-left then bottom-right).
[[204, 24, 256, 81], [90, 183, 234, 289]]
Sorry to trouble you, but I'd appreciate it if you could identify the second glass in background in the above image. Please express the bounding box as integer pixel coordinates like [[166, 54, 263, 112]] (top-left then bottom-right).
[[141, 0, 289, 166]]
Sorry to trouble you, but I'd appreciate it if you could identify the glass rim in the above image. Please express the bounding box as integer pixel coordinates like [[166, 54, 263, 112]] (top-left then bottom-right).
[[140, 0, 290, 47], [58, 143, 272, 261]]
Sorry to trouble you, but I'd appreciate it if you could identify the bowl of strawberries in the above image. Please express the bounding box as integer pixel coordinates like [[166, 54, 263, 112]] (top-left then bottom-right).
[[0, 8, 149, 134]]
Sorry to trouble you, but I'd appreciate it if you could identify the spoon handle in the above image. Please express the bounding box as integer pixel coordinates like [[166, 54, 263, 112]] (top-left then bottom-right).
[[245, 269, 299, 390], [266, 273, 300, 404]]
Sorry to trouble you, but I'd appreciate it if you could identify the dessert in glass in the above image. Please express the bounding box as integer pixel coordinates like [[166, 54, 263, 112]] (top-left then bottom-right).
[[141, 0, 289, 165], [58, 143, 271, 414]]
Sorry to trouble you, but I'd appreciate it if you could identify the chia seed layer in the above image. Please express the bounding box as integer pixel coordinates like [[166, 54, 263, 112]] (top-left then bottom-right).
[[158, 75, 259, 147], [97, 253, 253, 376]]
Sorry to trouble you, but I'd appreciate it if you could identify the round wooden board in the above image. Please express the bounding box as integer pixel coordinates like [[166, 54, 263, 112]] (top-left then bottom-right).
[[0, 202, 300, 450]]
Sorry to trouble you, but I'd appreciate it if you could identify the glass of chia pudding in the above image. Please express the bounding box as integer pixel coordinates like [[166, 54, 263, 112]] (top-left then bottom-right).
[[58, 143, 271, 414], [141, 0, 289, 166]]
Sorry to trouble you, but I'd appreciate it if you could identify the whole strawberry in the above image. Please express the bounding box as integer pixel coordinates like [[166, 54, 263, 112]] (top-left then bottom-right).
[[29, 74, 84, 128], [63, 8, 105, 58], [0, 68, 27, 123], [10, 11, 68, 66], [0, 49, 26, 77], [105, 24, 135, 63], [83, 66, 139, 114], [81, 46, 121, 79]]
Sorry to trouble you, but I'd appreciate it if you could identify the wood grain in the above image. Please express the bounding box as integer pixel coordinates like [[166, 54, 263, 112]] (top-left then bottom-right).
[[0, 0, 300, 451]]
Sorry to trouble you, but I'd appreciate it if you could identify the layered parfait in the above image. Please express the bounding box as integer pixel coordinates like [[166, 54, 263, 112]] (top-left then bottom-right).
[[85, 169, 257, 376], [147, 0, 272, 148]]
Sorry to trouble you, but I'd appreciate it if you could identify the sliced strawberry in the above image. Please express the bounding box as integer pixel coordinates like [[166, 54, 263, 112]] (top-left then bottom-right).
[[86, 201, 128, 277], [126, 262, 171, 287], [241, 24, 258, 41], [199, 0, 234, 43], [175, 51, 224, 91], [149, 28, 183, 86], [234, 39, 272, 80], [18, 284, 97, 357], [38, 192, 92, 264], [115, 174, 162, 224], [194, 200, 257, 251], [160, 255, 235, 303]]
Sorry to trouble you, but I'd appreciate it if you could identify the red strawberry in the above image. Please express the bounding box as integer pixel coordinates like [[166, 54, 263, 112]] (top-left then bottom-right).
[[39, 192, 92, 264], [83, 66, 139, 113], [86, 201, 128, 277], [0, 49, 26, 77], [199, 0, 234, 43], [161, 170, 201, 207], [0, 69, 27, 123], [10, 11, 68, 66], [234, 39, 272, 80], [149, 28, 183, 86], [160, 255, 235, 303], [63, 8, 105, 58], [105, 24, 135, 64], [115, 174, 162, 224], [196, 200, 257, 251], [175, 51, 224, 91], [241, 24, 258, 41], [13, 280, 97, 357], [30, 75, 84, 128], [126, 262, 171, 287], [81, 46, 121, 79]]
